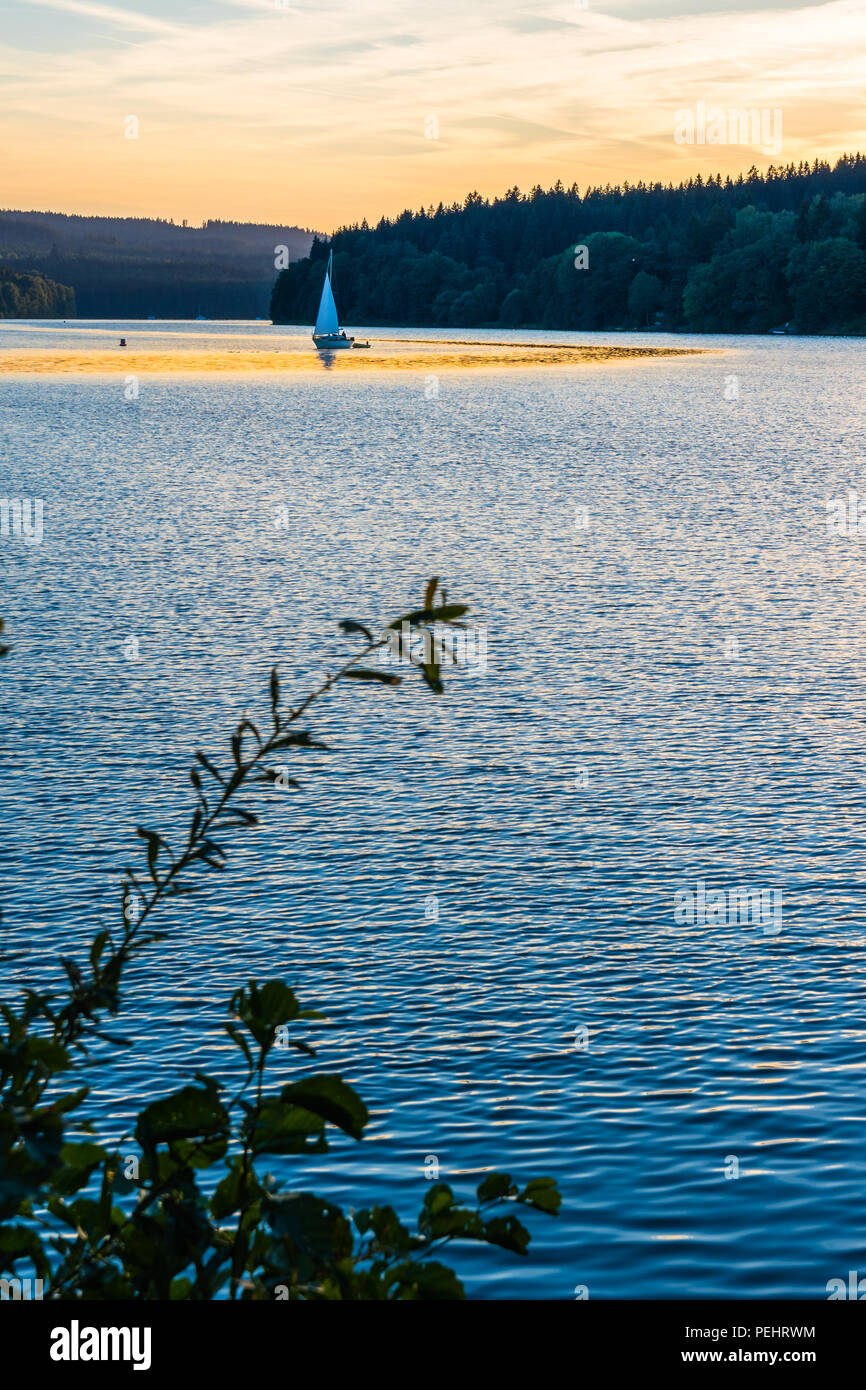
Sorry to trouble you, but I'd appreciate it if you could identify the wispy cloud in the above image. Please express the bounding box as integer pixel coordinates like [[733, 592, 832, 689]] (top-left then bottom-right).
[[2, 0, 864, 226], [21, 0, 188, 35]]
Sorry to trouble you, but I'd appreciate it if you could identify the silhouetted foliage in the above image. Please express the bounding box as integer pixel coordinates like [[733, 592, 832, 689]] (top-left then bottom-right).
[[0, 583, 560, 1299], [271, 156, 866, 334], [0, 268, 74, 318]]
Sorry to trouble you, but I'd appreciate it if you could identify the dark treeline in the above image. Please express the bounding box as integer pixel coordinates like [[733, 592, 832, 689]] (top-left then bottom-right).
[[0, 211, 316, 318], [271, 156, 866, 334], [0, 268, 74, 318]]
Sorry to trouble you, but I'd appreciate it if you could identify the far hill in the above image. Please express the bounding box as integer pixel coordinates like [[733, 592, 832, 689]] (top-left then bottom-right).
[[0, 211, 318, 318]]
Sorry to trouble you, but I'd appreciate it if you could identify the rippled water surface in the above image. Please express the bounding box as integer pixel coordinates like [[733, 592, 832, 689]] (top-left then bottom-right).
[[2, 321, 866, 1298]]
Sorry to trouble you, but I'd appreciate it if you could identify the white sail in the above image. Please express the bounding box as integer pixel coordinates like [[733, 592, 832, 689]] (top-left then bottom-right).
[[314, 254, 340, 336]]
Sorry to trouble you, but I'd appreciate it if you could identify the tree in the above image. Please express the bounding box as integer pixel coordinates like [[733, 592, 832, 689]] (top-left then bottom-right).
[[786, 238, 866, 331], [628, 271, 663, 326]]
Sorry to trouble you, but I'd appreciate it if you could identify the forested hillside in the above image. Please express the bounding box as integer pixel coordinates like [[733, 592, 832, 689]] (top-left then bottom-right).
[[0, 211, 316, 318], [271, 156, 866, 334], [0, 268, 74, 318]]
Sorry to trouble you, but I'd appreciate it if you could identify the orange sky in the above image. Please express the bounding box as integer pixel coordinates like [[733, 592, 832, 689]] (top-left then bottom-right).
[[2, 0, 865, 230]]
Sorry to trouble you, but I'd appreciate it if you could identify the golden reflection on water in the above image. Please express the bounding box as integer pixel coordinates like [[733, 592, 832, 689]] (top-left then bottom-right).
[[0, 341, 703, 376]]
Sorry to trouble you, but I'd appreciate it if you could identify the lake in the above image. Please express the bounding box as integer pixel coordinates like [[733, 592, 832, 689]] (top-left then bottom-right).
[[2, 319, 866, 1298]]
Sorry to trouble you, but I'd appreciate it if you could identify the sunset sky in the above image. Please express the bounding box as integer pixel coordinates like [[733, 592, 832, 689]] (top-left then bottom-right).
[[1, 0, 864, 231]]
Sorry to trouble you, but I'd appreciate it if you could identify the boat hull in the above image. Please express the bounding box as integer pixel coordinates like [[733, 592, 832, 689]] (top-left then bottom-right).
[[313, 333, 354, 350]]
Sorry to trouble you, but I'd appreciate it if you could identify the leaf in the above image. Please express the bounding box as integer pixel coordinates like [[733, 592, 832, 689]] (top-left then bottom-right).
[[270, 666, 281, 730], [421, 663, 443, 695], [248, 1097, 327, 1155], [518, 1177, 561, 1215], [45, 1085, 89, 1116], [388, 603, 469, 630], [210, 1163, 246, 1220], [263, 769, 301, 790], [231, 979, 300, 1044], [0, 1225, 50, 1276], [89, 931, 109, 971], [424, 577, 439, 611], [279, 1074, 369, 1141], [216, 806, 259, 826], [341, 669, 402, 687], [266, 1192, 354, 1263], [271, 730, 328, 752], [237, 719, 263, 752], [418, 1187, 484, 1242], [195, 750, 226, 785], [223, 1023, 253, 1067], [477, 1172, 517, 1204], [51, 1143, 107, 1196], [423, 1184, 455, 1219], [479, 1213, 531, 1255], [339, 619, 374, 642], [383, 1259, 465, 1301], [136, 826, 171, 882], [135, 1085, 229, 1155]]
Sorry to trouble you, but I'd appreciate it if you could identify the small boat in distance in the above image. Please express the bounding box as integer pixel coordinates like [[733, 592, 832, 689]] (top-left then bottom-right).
[[313, 251, 368, 350]]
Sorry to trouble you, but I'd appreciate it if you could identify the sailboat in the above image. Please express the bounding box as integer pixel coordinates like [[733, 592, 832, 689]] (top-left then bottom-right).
[[312, 251, 367, 350]]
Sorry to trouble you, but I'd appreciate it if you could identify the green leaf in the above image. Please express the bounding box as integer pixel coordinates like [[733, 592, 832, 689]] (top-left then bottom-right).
[[518, 1177, 562, 1215], [247, 1097, 327, 1156], [383, 1259, 465, 1301], [0, 1224, 48, 1273], [266, 1192, 354, 1263], [210, 1164, 245, 1220], [480, 1214, 531, 1255], [423, 1183, 455, 1218], [51, 1142, 106, 1197], [369, 1205, 412, 1254], [25, 1038, 71, 1072], [135, 1085, 229, 1154], [231, 980, 301, 1045], [279, 1074, 369, 1141], [476, 1171, 517, 1204]]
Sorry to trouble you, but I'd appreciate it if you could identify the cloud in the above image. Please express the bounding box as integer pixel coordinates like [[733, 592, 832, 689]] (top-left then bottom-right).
[[1, 0, 864, 227], [21, 0, 188, 34]]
